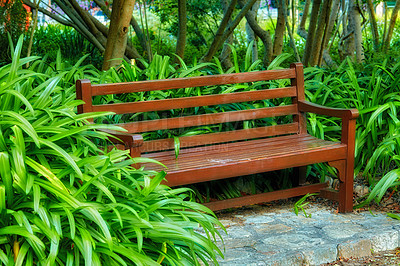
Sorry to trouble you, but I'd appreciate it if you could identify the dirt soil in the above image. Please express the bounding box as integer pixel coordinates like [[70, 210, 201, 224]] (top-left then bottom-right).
[[323, 248, 400, 265]]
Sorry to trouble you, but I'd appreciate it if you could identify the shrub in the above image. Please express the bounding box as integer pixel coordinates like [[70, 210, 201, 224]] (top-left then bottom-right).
[[0, 36, 223, 265]]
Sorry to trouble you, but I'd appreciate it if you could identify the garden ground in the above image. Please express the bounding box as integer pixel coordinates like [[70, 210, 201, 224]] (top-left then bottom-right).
[[213, 195, 400, 265]]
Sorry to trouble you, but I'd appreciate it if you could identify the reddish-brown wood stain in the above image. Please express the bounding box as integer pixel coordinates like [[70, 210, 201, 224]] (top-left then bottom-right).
[[76, 63, 358, 212]]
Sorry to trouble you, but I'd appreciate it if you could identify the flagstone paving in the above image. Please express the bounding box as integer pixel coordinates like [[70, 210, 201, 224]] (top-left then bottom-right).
[[213, 201, 400, 265]]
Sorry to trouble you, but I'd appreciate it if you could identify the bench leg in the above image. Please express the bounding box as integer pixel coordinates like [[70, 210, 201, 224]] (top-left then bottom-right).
[[292, 166, 307, 187], [328, 160, 353, 212]]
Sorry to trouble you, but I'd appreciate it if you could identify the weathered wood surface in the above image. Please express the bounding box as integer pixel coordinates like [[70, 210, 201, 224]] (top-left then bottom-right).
[[76, 62, 359, 212]]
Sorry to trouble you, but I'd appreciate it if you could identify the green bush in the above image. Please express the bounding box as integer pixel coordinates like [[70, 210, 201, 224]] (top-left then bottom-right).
[[303, 58, 400, 205], [32, 25, 103, 69], [0, 0, 28, 65], [0, 36, 223, 265]]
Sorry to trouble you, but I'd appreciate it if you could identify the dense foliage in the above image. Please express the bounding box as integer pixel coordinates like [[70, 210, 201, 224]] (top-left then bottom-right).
[[95, 48, 400, 207], [0, 0, 28, 65], [0, 37, 224, 265], [304, 59, 400, 206]]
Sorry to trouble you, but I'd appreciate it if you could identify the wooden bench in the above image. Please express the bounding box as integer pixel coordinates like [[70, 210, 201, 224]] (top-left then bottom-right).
[[76, 63, 358, 212]]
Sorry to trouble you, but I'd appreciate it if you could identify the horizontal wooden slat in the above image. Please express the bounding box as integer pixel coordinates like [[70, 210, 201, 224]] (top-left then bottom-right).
[[145, 135, 338, 170], [146, 134, 317, 160], [204, 183, 328, 211], [320, 188, 339, 202], [91, 68, 296, 95], [92, 87, 296, 114], [141, 123, 299, 152], [160, 144, 346, 186], [118, 104, 298, 133]]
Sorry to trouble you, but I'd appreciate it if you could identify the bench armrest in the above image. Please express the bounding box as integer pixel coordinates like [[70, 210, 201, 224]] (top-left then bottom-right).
[[298, 100, 359, 120], [100, 129, 144, 148]]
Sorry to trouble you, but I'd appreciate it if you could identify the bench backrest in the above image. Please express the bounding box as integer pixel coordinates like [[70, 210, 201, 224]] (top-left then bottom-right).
[[76, 62, 306, 153]]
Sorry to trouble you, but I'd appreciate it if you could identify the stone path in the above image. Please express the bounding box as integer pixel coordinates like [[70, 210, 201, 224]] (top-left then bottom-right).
[[213, 202, 400, 265]]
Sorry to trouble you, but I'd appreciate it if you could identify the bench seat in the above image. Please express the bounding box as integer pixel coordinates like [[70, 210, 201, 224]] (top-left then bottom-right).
[[143, 134, 347, 186]]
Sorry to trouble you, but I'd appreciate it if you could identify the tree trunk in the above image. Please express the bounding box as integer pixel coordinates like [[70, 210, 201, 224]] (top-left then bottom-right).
[[202, 0, 258, 62], [282, 0, 300, 61], [22, 0, 72, 25], [245, 0, 260, 62], [102, 0, 136, 70], [219, 0, 234, 69], [366, 0, 379, 51], [23, 0, 143, 65], [349, 0, 364, 63], [320, 0, 340, 66], [240, 0, 273, 65], [26, 0, 41, 67], [302, 0, 322, 65], [273, 0, 286, 56], [52, 0, 107, 53], [291, 0, 295, 35], [130, 15, 151, 60], [297, 0, 311, 39], [322, 0, 340, 49], [309, 0, 331, 66], [93, 0, 150, 60], [383, 0, 400, 51], [175, 0, 187, 62], [202, 0, 237, 62]]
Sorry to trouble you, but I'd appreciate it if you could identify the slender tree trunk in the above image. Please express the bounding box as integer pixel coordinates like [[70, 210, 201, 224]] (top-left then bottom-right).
[[102, 0, 136, 70], [366, 0, 379, 51], [342, 0, 347, 36], [302, 0, 322, 65], [245, 0, 260, 62], [70, 0, 107, 45], [130, 16, 151, 60], [309, 0, 331, 66], [320, 0, 340, 66], [245, 23, 258, 61], [52, 0, 107, 53], [175, 0, 187, 62], [219, 0, 234, 69], [383, 0, 400, 51], [240, 0, 273, 65], [283, 0, 300, 61], [350, 0, 364, 63], [273, 0, 286, 56], [202, 0, 237, 62], [341, 0, 356, 60], [141, 1, 153, 61], [323, 0, 340, 49], [291, 0, 295, 35], [202, 0, 258, 62], [22, 0, 72, 25], [297, 0, 311, 38], [26, 0, 41, 67], [382, 2, 388, 49]]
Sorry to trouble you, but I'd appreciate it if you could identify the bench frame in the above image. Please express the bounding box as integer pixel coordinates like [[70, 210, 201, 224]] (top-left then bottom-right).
[[76, 63, 358, 212]]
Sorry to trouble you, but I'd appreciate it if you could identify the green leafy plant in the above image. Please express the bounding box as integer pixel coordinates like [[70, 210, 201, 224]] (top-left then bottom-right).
[[0, 36, 224, 265], [293, 193, 318, 218]]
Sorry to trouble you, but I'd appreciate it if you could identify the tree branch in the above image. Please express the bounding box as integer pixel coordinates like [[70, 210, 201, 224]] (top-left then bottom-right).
[[22, 0, 72, 26]]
